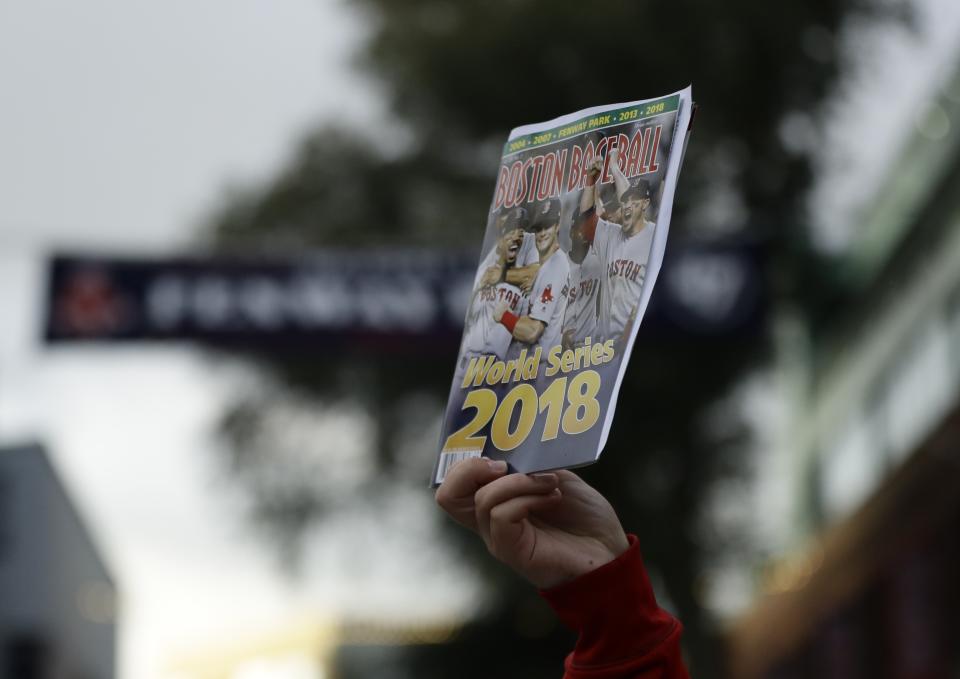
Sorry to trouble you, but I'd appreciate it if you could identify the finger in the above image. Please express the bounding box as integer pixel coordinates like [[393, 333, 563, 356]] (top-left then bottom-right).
[[486, 490, 562, 559], [475, 473, 559, 541], [436, 457, 508, 531], [554, 469, 582, 486]]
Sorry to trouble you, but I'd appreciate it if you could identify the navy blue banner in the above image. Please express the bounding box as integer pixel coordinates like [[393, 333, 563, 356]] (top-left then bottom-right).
[[43, 247, 763, 347]]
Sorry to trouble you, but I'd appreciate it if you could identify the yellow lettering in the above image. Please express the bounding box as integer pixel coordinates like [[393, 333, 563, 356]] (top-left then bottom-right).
[[591, 339, 604, 365], [522, 347, 543, 380], [462, 355, 495, 388], [574, 345, 588, 371], [562, 370, 602, 435], [602, 340, 615, 363], [501, 358, 519, 384], [485, 360, 505, 385], [539, 377, 566, 441], [442, 389, 497, 452], [491, 384, 538, 451], [544, 345, 563, 378]]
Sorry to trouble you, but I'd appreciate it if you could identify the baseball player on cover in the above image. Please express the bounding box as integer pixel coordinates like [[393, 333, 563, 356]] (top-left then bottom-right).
[[476, 208, 541, 294], [596, 188, 623, 225], [577, 147, 657, 345], [562, 201, 603, 350], [459, 207, 536, 363], [494, 199, 570, 357]]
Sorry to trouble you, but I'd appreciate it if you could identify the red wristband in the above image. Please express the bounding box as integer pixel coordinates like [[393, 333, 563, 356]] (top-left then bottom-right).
[[500, 311, 519, 333]]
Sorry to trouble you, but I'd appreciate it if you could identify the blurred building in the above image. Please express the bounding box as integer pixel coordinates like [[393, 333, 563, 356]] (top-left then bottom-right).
[[0, 443, 117, 679], [727, 66, 960, 677]]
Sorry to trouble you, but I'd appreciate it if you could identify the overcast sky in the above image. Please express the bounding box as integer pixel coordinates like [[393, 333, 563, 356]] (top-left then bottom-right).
[[0, 0, 381, 251], [2, 1, 960, 677], [0, 3, 474, 678]]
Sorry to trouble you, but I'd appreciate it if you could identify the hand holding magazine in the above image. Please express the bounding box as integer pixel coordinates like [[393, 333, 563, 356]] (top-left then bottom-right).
[[433, 88, 694, 485]]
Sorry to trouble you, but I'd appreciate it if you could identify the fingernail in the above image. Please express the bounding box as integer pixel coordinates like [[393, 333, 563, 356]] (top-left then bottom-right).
[[531, 473, 557, 484], [487, 459, 508, 473]]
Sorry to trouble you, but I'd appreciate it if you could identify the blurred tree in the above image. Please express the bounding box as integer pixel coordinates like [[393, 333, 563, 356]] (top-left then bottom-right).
[[206, 1, 907, 677]]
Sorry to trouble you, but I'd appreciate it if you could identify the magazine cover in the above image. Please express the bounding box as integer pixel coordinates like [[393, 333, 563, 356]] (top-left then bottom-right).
[[433, 87, 694, 486]]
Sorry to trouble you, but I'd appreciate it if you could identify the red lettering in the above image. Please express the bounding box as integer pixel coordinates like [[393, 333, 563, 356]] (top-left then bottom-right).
[[518, 157, 534, 205], [494, 165, 510, 210], [646, 125, 662, 174], [533, 155, 550, 201], [506, 161, 523, 208], [626, 129, 645, 177], [598, 137, 615, 184], [581, 141, 596, 189], [539, 152, 563, 200], [528, 155, 545, 203], [550, 149, 566, 198], [567, 145, 583, 192], [637, 128, 653, 175], [612, 133, 630, 179]]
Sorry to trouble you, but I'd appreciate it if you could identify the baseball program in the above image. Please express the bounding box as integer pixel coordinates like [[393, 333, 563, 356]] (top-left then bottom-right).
[[433, 88, 694, 485]]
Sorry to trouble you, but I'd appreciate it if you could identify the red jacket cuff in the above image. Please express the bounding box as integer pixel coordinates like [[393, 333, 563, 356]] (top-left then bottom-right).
[[539, 535, 686, 676]]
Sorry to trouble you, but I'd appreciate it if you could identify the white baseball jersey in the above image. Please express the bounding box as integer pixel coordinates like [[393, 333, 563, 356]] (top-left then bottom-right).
[[510, 247, 569, 356], [563, 247, 602, 346], [593, 218, 655, 339], [461, 233, 537, 359]]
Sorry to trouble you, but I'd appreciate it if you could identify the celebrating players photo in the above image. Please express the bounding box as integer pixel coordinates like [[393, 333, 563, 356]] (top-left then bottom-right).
[[434, 89, 693, 484]]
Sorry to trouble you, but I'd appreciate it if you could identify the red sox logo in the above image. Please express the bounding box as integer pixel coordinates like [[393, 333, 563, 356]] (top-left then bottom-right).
[[540, 284, 553, 304]]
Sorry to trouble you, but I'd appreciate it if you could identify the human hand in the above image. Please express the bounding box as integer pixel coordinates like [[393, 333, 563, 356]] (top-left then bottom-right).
[[585, 156, 603, 182], [436, 458, 629, 589], [513, 264, 539, 294], [480, 265, 502, 288], [608, 146, 620, 169]]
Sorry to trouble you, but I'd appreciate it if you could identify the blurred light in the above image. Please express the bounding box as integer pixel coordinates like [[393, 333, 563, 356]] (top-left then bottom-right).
[[339, 618, 463, 645], [762, 542, 824, 595], [231, 654, 323, 679], [882, 319, 954, 465], [821, 411, 881, 520], [167, 619, 337, 679]]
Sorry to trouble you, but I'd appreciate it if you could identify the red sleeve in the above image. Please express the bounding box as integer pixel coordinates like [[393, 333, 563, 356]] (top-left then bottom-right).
[[575, 208, 599, 244], [540, 535, 689, 679]]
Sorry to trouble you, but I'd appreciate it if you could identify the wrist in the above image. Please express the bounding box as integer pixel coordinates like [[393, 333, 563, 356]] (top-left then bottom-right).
[[569, 533, 630, 582], [532, 533, 630, 590], [500, 311, 519, 333]]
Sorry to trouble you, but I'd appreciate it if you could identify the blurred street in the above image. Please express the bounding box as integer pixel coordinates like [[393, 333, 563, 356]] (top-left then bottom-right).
[[2, 1, 960, 678]]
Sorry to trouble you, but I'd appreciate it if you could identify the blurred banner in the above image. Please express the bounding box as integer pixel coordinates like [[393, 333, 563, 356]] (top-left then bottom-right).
[[43, 247, 763, 348]]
